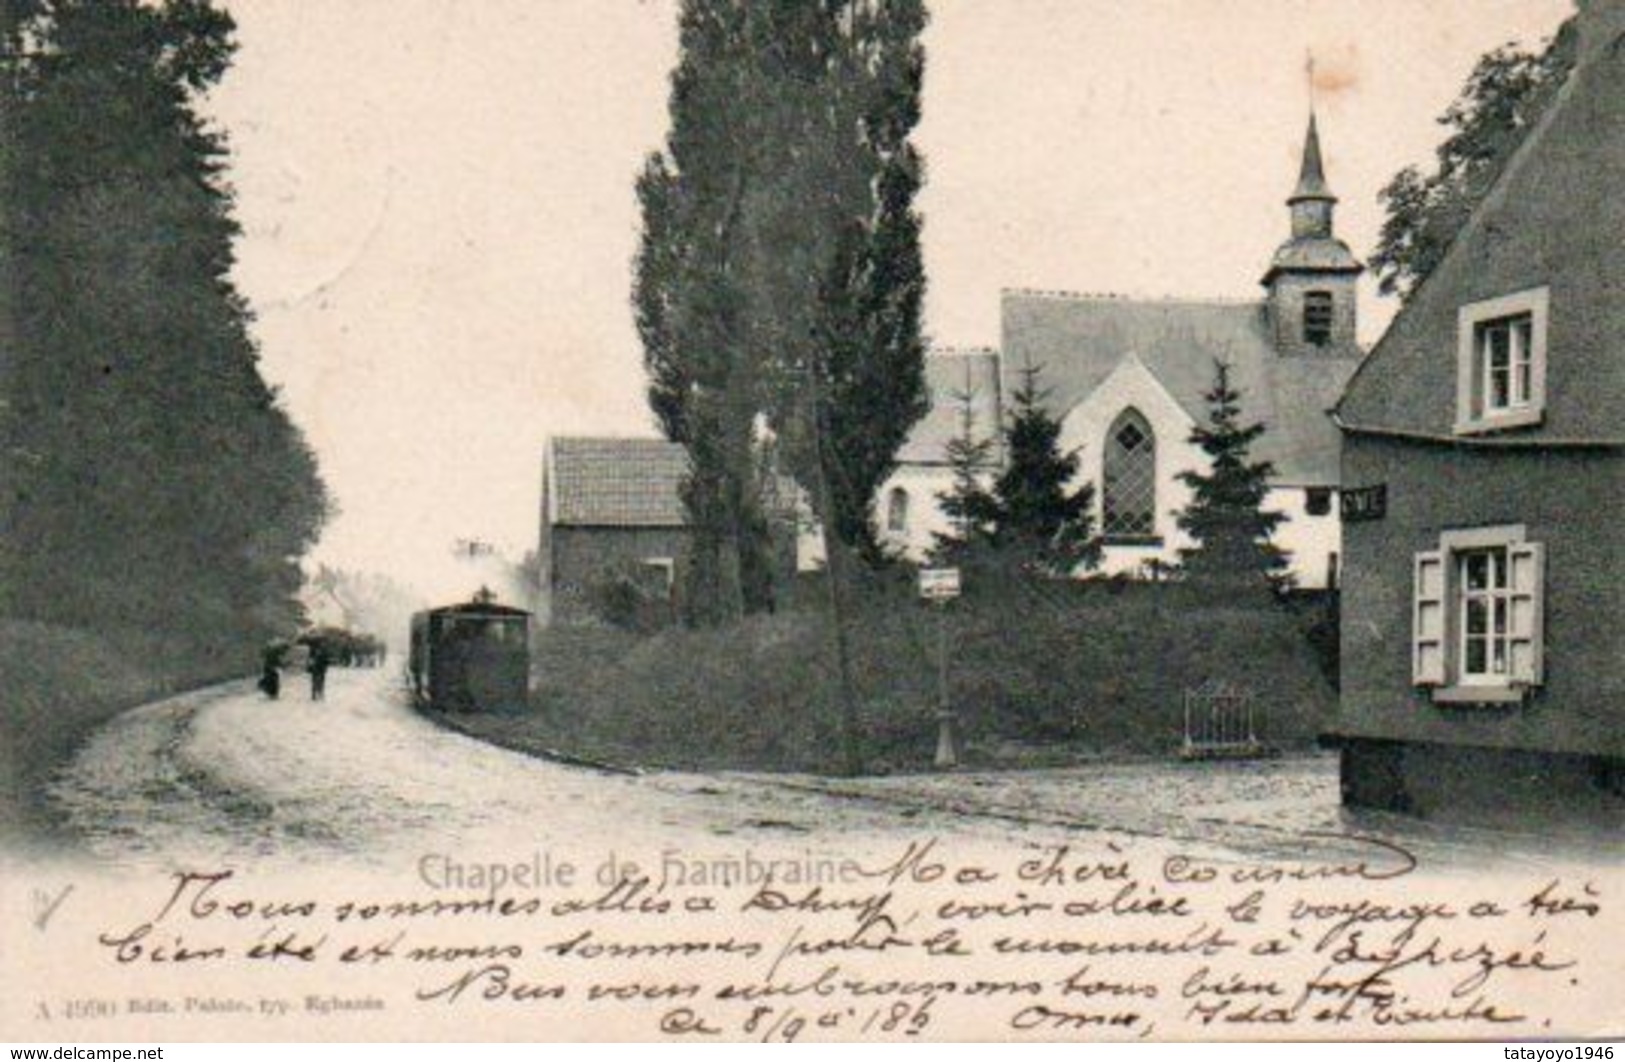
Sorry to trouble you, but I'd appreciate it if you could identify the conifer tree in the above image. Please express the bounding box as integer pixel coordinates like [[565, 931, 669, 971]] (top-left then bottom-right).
[[1175, 361, 1289, 593], [985, 365, 1099, 576], [929, 385, 999, 565]]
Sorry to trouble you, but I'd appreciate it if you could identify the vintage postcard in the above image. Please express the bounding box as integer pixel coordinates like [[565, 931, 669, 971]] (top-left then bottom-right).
[[2, 0, 1621, 1046]]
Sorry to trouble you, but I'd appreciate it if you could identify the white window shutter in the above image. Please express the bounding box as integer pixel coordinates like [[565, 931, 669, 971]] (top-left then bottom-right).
[[1413, 550, 1448, 687], [1508, 542, 1546, 686]]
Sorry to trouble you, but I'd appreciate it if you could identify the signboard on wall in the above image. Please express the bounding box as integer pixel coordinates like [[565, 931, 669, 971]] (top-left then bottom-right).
[[1341, 484, 1388, 523], [918, 567, 962, 601]]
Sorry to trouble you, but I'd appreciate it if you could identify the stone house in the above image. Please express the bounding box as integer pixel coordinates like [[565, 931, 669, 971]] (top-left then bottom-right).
[[538, 437, 692, 625], [1329, 0, 1625, 813]]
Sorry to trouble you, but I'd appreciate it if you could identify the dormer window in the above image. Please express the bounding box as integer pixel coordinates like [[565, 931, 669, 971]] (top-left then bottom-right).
[[1303, 291, 1334, 347], [1480, 315, 1534, 413], [1456, 287, 1549, 435]]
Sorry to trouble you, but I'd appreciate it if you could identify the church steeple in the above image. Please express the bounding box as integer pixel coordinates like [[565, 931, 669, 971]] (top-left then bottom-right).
[[1288, 112, 1337, 240], [1262, 109, 1363, 357]]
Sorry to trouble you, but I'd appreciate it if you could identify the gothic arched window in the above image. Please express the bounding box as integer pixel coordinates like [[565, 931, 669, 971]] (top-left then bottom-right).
[[886, 487, 910, 533], [1103, 409, 1156, 539]]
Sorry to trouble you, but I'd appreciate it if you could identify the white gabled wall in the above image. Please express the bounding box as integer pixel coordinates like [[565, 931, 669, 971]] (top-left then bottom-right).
[[1056, 353, 1343, 588], [1264, 485, 1343, 590], [873, 464, 990, 561], [809, 353, 1346, 587], [1058, 354, 1201, 578]]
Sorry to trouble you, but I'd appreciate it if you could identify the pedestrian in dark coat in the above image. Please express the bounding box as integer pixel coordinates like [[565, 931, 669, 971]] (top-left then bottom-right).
[[308, 643, 330, 702], [258, 662, 280, 700], [258, 645, 282, 700]]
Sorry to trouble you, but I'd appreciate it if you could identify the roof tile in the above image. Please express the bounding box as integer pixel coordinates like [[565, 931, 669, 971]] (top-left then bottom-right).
[[548, 437, 688, 527]]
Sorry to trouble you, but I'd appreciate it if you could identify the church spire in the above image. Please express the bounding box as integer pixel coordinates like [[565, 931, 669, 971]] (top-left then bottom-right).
[[1285, 110, 1338, 241], [1290, 111, 1336, 204], [1262, 106, 1363, 357]]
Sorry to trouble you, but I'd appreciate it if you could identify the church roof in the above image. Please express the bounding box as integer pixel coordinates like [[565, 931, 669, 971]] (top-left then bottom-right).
[[1001, 290, 1361, 485], [895, 348, 1004, 465], [1262, 235, 1363, 280]]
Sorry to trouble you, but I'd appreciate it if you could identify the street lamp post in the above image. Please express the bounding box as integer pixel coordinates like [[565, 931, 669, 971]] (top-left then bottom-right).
[[933, 598, 959, 769], [919, 566, 962, 770]]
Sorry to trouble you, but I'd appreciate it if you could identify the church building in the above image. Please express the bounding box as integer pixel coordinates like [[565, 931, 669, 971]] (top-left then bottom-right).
[[983, 115, 1364, 588], [546, 119, 1370, 601]]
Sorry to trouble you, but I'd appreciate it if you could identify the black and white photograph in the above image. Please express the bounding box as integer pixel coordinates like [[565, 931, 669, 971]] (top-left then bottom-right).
[[0, 0, 1620, 1046]]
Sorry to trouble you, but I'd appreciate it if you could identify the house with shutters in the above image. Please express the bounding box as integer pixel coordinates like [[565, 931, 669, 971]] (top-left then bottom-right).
[[1329, 0, 1625, 814], [997, 114, 1364, 589]]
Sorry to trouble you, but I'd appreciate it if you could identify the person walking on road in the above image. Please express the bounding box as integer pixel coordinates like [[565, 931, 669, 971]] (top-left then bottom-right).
[[258, 646, 282, 701], [308, 642, 330, 702]]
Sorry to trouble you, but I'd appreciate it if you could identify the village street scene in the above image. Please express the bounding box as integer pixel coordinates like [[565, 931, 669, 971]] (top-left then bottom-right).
[[4, 0, 1624, 882]]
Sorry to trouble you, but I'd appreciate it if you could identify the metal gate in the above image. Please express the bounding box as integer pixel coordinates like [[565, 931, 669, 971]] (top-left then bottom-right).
[[1181, 679, 1267, 760]]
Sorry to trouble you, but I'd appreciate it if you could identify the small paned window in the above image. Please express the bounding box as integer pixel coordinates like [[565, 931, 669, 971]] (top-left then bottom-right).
[[1456, 288, 1548, 435]]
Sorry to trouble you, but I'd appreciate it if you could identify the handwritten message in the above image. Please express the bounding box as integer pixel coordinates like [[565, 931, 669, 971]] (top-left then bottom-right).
[[21, 836, 1615, 1041]]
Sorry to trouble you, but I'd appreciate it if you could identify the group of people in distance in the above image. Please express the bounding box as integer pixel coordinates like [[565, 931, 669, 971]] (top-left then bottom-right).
[[258, 640, 330, 702]]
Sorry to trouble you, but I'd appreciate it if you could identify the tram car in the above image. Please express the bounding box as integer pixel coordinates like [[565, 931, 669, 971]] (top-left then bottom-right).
[[408, 597, 531, 713]]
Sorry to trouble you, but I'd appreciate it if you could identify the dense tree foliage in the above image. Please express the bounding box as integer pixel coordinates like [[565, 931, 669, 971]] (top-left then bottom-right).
[[633, 0, 929, 624], [984, 366, 1099, 577], [932, 365, 1098, 579], [1175, 362, 1287, 594], [929, 385, 999, 567], [633, 0, 768, 625], [0, 1, 328, 661], [1371, 20, 1576, 300]]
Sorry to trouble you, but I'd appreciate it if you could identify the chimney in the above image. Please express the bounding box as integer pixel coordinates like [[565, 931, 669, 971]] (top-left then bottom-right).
[[1578, 0, 1625, 65]]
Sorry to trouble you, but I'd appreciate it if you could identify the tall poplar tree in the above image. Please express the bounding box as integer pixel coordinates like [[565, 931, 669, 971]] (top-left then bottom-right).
[[634, 0, 774, 625], [635, 0, 930, 622]]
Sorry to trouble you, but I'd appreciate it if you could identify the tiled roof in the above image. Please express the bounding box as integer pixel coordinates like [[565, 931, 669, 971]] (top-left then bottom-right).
[[547, 437, 688, 527], [896, 349, 1004, 465], [1336, 7, 1625, 442], [1002, 291, 1361, 485]]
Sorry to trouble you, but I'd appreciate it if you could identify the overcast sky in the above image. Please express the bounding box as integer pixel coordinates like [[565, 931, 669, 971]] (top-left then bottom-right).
[[211, 0, 1573, 598]]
